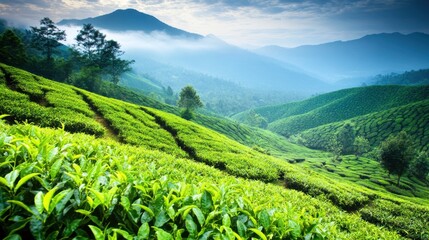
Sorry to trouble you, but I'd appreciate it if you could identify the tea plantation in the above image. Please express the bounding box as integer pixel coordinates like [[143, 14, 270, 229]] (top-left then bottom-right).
[[1, 63, 429, 239]]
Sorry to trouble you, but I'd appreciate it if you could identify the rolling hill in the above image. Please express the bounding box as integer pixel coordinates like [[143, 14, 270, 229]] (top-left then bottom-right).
[[1, 63, 429, 239], [232, 85, 429, 150]]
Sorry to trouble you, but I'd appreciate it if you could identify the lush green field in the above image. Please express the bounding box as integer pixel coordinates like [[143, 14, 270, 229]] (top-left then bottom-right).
[[0, 120, 404, 239], [232, 85, 429, 138], [299, 100, 429, 152], [1, 63, 429, 239]]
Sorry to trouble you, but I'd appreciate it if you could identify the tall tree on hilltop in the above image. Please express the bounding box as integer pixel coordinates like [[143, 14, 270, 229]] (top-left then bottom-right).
[[380, 131, 414, 185], [177, 85, 203, 119], [31, 17, 66, 62]]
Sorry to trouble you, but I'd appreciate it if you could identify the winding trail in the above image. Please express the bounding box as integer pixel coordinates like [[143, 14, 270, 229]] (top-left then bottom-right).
[[75, 90, 121, 142]]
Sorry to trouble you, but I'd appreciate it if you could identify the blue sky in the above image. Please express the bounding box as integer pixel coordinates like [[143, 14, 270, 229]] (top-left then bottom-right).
[[0, 0, 428, 47]]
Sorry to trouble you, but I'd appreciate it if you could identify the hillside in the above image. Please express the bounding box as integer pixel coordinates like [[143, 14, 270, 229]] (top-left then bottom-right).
[[233, 85, 429, 140], [257, 32, 429, 81], [298, 99, 429, 152], [1, 64, 429, 239]]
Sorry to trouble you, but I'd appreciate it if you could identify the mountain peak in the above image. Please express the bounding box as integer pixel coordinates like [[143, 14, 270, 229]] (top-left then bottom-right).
[[58, 9, 202, 39]]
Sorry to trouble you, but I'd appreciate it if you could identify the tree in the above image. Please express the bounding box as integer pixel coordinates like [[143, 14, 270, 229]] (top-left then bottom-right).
[[177, 85, 203, 119], [337, 123, 355, 154], [31, 17, 66, 62], [74, 24, 133, 85], [0, 29, 27, 67], [327, 135, 342, 161], [379, 131, 414, 185], [75, 24, 105, 64], [99, 40, 133, 84], [409, 151, 429, 180], [353, 136, 370, 158]]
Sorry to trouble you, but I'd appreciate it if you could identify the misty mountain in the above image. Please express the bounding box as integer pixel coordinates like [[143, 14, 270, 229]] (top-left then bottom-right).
[[134, 35, 329, 93], [59, 8, 329, 96], [58, 8, 202, 39], [56, 8, 331, 116], [257, 32, 429, 82]]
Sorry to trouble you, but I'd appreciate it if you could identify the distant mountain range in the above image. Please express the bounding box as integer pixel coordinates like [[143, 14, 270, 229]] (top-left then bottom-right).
[[257, 32, 429, 82], [58, 9, 329, 102], [58, 8, 202, 39], [56, 9, 429, 115]]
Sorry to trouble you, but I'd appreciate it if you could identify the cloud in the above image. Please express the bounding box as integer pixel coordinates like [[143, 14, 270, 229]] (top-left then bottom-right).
[[1, 0, 428, 47], [61, 25, 224, 54]]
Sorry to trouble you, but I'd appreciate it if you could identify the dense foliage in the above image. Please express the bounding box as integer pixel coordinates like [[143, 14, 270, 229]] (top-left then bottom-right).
[[0, 64, 428, 239], [380, 131, 415, 185]]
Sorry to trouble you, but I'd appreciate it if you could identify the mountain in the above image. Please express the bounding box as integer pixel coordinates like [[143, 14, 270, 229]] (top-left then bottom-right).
[[124, 35, 329, 96], [59, 9, 329, 104], [2, 63, 429, 239], [58, 8, 202, 38], [257, 32, 429, 82]]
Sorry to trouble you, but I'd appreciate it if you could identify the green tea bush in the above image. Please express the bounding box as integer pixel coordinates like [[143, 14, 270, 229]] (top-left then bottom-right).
[[0, 122, 338, 239]]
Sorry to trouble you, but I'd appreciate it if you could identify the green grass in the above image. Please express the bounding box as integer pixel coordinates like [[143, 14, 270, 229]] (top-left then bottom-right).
[[1, 63, 429, 239]]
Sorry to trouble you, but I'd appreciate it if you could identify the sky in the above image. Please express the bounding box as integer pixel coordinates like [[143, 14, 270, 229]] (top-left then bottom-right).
[[0, 0, 428, 47]]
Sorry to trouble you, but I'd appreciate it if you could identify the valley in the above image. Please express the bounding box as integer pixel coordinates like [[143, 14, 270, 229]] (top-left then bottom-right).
[[1, 4, 429, 240], [0, 64, 428, 239]]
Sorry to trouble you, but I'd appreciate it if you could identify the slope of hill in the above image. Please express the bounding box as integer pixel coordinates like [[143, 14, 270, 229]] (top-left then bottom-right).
[[257, 32, 429, 81], [299, 99, 429, 152], [1, 63, 429, 239], [233, 85, 429, 138], [1, 119, 407, 239], [58, 8, 202, 38]]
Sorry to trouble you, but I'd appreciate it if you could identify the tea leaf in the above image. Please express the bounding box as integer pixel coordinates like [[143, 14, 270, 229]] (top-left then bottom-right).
[[7, 200, 33, 215], [43, 187, 57, 212], [5, 170, 19, 189], [34, 191, 44, 214], [192, 207, 205, 226], [14, 173, 40, 193], [89, 225, 105, 240], [154, 227, 173, 240], [249, 228, 267, 240], [201, 190, 213, 213], [137, 222, 150, 239]]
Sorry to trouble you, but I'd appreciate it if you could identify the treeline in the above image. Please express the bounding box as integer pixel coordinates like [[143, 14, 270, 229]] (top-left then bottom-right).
[[293, 122, 429, 185], [373, 69, 429, 85], [0, 18, 133, 92]]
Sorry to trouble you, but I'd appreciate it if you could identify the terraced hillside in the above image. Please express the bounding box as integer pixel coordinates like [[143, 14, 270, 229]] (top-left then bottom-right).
[[1, 63, 429, 239], [300, 100, 429, 152], [232, 85, 429, 137]]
